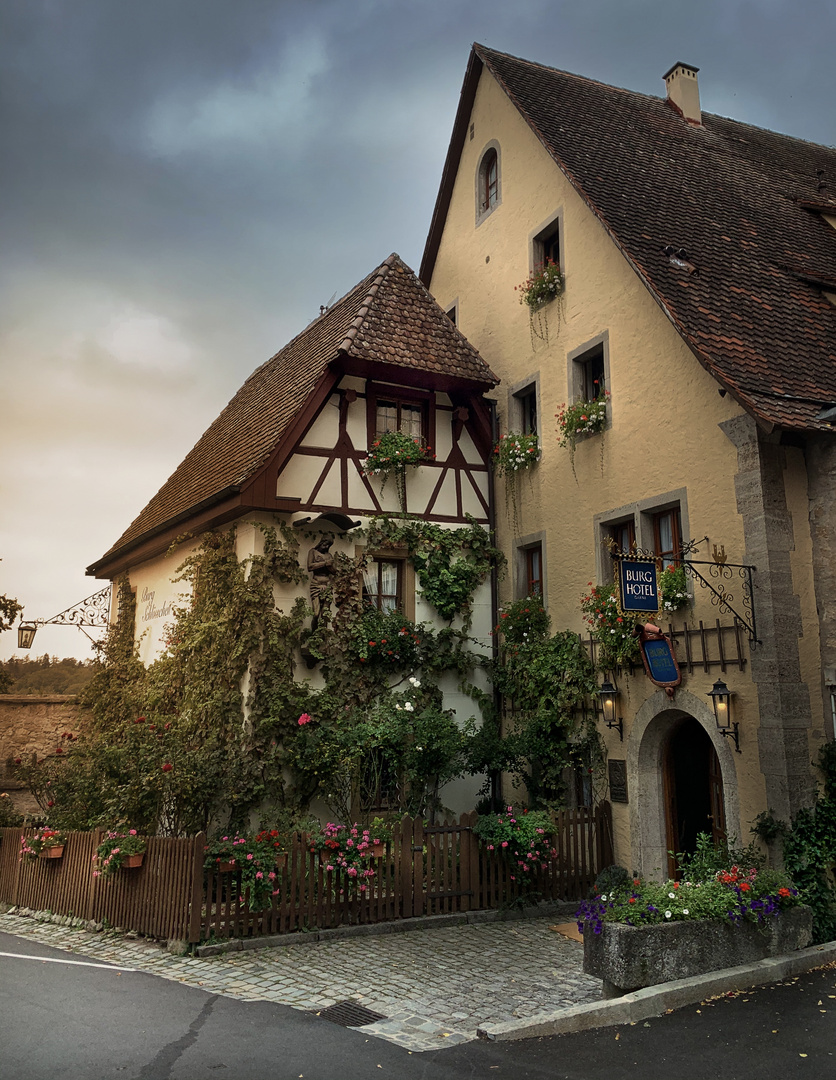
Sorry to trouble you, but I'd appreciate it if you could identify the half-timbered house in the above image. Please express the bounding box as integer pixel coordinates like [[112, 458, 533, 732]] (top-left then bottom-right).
[[87, 253, 499, 814]]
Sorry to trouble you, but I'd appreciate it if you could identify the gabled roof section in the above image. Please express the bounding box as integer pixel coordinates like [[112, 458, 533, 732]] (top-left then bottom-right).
[[90, 253, 498, 572], [421, 45, 836, 432]]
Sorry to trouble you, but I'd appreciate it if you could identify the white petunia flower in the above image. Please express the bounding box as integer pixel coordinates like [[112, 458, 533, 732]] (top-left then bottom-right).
[[664, 910, 672, 918]]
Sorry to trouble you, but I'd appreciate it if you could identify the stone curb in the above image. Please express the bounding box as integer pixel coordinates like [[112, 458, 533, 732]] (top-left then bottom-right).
[[476, 940, 836, 1041], [193, 901, 579, 957]]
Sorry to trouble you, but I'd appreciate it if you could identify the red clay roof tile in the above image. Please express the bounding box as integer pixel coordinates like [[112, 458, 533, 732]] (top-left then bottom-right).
[[422, 45, 836, 432], [92, 254, 497, 568]]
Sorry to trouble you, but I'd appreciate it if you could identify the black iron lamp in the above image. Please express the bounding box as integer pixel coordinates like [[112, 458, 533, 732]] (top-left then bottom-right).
[[598, 680, 623, 741], [17, 622, 38, 650], [707, 678, 740, 752]]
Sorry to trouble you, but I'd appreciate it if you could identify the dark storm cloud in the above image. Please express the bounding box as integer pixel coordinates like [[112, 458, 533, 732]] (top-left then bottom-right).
[[1, 0, 833, 657]]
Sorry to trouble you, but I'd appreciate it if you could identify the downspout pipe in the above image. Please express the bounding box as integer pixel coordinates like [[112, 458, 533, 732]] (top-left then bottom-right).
[[487, 397, 502, 812]]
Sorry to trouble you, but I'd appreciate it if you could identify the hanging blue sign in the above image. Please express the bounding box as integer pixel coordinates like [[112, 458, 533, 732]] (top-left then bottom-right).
[[638, 627, 681, 689], [617, 558, 659, 615]]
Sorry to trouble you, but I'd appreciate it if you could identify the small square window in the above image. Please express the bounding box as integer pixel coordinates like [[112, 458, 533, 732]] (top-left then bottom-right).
[[575, 343, 606, 402], [516, 385, 538, 435], [525, 544, 543, 597], [362, 557, 403, 614], [376, 399, 423, 440], [368, 385, 430, 445], [607, 519, 636, 575], [361, 750, 400, 812], [536, 225, 561, 272], [653, 507, 683, 568]]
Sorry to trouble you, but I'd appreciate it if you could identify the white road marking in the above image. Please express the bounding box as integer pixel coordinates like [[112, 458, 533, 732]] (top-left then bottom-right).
[[0, 950, 137, 971]]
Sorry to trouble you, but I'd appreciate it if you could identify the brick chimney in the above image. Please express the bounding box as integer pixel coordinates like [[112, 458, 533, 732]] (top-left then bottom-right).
[[663, 62, 701, 126]]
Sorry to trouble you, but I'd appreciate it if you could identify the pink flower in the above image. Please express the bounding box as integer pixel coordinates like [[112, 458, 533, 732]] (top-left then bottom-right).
[[297, 713, 313, 726]]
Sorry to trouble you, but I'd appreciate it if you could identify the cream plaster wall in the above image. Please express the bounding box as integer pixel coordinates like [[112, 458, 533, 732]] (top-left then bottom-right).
[[128, 540, 198, 666], [428, 67, 821, 867]]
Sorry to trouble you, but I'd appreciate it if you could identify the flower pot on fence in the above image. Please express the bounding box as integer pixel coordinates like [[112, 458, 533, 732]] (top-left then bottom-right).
[[217, 861, 235, 873], [369, 843, 386, 858], [583, 906, 813, 998], [39, 846, 65, 859], [122, 853, 144, 869]]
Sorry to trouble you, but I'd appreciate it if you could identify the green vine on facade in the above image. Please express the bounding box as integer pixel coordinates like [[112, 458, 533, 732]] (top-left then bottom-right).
[[467, 597, 603, 812], [364, 515, 505, 626]]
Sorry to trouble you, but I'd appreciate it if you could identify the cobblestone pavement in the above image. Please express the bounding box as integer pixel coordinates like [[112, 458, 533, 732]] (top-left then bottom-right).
[[0, 911, 601, 1052]]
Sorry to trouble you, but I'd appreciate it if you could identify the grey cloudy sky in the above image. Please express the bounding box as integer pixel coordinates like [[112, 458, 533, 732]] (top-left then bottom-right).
[[2, 0, 833, 660]]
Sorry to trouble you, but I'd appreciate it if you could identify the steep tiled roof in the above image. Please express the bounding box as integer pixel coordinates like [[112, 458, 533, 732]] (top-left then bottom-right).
[[422, 45, 836, 431], [92, 254, 497, 568]]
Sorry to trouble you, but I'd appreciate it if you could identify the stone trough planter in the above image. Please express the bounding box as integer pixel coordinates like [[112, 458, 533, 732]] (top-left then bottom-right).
[[584, 906, 812, 998]]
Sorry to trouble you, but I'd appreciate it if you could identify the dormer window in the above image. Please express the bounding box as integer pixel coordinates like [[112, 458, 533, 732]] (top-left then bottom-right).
[[366, 383, 432, 446]]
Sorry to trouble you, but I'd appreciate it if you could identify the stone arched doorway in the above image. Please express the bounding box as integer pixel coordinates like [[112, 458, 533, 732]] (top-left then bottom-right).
[[663, 716, 726, 876], [628, 689, 740, 879]]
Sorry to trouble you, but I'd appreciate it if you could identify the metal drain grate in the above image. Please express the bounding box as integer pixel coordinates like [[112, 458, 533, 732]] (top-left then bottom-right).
[[317, 1000, 387, 1028]]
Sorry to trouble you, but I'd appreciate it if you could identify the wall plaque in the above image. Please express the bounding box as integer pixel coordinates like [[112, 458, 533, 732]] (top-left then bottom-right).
[[608, 759, 628, 803]]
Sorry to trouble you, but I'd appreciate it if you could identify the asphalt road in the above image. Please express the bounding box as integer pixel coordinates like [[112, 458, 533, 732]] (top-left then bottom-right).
[[2, 930, 834, 1080]]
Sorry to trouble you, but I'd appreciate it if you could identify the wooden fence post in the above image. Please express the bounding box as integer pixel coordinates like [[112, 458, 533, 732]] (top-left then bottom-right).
[[411, 817, 424, 918], [86, 828, 103, 923], [187, 832, 206, 944]]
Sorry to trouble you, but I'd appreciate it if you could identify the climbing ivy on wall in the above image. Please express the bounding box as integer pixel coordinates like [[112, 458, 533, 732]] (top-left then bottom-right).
[[16, 516, 597, 832], [466, 596, 604, 811], [364, 515, 505, 626]]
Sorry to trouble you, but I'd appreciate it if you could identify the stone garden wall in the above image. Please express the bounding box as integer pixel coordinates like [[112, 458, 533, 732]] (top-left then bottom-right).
[[0, 696, 88, 817]]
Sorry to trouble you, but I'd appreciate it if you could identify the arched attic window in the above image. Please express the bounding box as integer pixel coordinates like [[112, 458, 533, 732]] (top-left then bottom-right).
[[476, 143, 501, 221]]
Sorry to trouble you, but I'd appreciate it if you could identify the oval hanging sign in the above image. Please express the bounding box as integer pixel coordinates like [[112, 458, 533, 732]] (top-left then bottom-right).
[[638, 624, 681, 690]]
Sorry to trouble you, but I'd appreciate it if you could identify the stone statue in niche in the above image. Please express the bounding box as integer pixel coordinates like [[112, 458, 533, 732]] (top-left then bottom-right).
[[307, 536, 335, 633]]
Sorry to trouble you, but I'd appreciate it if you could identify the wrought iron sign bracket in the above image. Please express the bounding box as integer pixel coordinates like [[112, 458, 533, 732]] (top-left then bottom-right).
[[679, 560, 759, 645], [34, 586, 112, 644], [606, 537, 759, 645]]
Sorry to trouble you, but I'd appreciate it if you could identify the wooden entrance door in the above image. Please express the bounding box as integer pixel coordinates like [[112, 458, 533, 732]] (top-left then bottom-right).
[[664, 717, 726, 877]]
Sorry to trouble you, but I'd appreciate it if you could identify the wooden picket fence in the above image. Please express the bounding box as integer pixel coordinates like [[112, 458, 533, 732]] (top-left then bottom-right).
[[0, 827, 204, 941], [200, 804, 612, 941], [0, 803, 612, 945]]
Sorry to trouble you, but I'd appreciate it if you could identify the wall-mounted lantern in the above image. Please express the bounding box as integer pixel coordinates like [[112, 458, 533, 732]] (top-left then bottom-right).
[[598, 680, 624, 741], [17, 622, 38, 650], [707, 678, 740, 753]]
